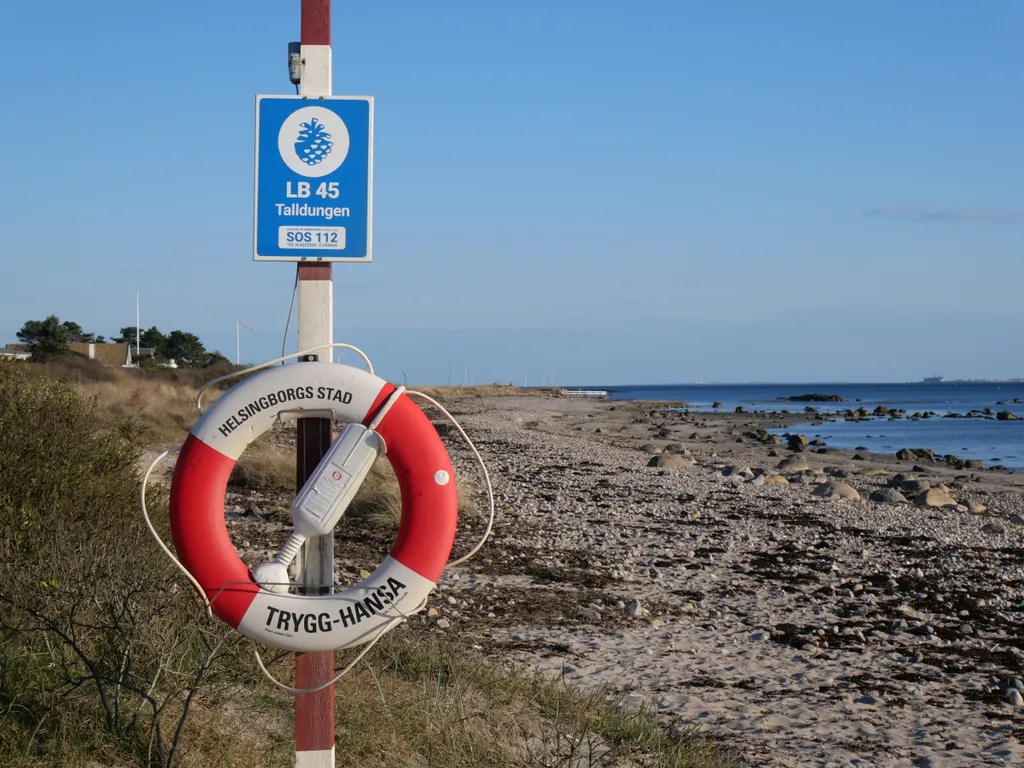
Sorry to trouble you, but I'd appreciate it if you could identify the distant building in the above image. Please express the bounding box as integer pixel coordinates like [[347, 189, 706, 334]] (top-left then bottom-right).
[[68, 342, 133, 367], [0, 346, 31, 361], [1, 341, 133, 366]]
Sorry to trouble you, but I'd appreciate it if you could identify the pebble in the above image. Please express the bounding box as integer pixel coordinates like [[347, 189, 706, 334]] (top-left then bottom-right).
[[624, 599, 645, 617], [1006, 689, 1024, 707], [436, 618, 451, 630]]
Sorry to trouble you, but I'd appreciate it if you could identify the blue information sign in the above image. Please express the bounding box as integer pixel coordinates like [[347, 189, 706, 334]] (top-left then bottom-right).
[[253, 95, 373, 262]]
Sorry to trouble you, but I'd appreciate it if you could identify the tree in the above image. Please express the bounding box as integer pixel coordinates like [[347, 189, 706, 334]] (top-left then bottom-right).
[[113, 327, 139, 344], [115, 324, 218, 366], [17, 315, 71, 360], [164, 330, 207, 367], [140, 326, 166, 357], [205, 349, 230, 367], [61, 321, 95, 344]]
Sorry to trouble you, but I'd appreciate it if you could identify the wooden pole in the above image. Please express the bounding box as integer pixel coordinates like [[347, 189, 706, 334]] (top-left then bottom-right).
[[294, 2, 335, 766]]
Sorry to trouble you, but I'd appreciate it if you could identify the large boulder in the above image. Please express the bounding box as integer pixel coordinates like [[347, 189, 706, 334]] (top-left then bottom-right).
[[722, 465, 755, 479], [896, 448, 935, 462], [997, 410, 1020, 421], [787, 434, 810, 452], [663, 443, 690, 455], [902, 479, 932, 495], [915, 487, 957, 509], [869, 488, 908, 504], [647, 454, 694, 470], [744, 429, 782, 445], [777, 455, 811, 472], [888, 472, 917, 488], [812, 481, 861, 501]]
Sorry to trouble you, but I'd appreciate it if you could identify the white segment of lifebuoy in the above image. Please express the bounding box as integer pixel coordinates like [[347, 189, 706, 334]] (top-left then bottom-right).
[[194, 362, 383, 460], [237, 556, 433, 653]]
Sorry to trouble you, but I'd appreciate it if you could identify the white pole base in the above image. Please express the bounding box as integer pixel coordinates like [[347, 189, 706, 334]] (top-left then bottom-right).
[[296, 746, 335, 768]]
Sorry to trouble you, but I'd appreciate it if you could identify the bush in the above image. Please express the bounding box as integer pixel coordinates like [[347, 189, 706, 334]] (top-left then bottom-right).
[[0, 361, 239, 767]]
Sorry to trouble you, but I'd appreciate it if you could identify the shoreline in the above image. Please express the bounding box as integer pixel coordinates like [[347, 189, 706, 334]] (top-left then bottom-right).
[[428, 395, 1024, 767], [604, 396, 1024, 474]]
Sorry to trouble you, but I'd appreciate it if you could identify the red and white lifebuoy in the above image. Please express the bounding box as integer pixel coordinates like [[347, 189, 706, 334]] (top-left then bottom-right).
[[168, 362, 458, 652]]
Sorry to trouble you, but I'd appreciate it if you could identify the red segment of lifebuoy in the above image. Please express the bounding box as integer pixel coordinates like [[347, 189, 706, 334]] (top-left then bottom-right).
[[364, 385, 459, 582], [169, 435, 260, 628]]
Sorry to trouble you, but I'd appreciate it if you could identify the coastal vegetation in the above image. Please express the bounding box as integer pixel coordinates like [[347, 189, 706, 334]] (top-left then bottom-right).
[[13, 314, 227, 368]]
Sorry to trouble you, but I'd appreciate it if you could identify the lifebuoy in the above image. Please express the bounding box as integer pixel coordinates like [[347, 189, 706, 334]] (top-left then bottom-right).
[[168, 361, 458, 652]]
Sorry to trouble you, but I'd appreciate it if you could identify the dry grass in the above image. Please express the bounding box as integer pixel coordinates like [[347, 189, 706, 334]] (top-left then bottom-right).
[[349, 459, 404, 525], [86, 377, 202, 446], [229, 439, 295, 491], [30, 629, 734, 768], [412, 383, 558, 402], [232, 629, 735, 768]]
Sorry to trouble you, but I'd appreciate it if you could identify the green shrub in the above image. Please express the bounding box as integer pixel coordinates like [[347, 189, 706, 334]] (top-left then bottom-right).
[[0, 362, 238, 767]]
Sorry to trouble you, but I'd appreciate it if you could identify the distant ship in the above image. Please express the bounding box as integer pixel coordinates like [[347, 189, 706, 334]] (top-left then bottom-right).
[[922, 375, 945, 383]]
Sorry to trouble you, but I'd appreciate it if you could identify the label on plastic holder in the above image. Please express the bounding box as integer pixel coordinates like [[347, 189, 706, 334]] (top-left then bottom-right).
[[304, 463, 352, 523]]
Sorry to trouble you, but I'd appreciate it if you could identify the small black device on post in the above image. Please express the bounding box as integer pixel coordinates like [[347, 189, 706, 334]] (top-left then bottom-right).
[[288, 42, 302, 87]]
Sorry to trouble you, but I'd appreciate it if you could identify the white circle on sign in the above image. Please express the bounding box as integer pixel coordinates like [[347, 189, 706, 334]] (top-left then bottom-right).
[[434, 470, 450, 486], [277, 106, 350, 178]]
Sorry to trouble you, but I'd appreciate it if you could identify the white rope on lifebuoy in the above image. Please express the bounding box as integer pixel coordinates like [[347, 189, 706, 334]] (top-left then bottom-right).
[[139, 348, 495, 692], [166, 361, 460, 653]]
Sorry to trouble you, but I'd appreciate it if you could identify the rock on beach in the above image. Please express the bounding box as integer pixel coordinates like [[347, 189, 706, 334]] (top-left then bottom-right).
[[915, 486, 958, 508], [811, 480, 860, 501]]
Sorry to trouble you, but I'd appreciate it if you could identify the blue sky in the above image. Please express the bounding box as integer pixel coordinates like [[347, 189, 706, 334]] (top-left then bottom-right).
[[1, 1, 1022, 384]]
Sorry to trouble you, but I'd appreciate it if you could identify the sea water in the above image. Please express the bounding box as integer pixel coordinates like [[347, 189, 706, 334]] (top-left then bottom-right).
[[597, 382, 1024, 470]]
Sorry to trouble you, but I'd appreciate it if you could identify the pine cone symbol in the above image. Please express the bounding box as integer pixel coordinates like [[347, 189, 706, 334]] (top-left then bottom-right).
[[294, 117, 334, 167]]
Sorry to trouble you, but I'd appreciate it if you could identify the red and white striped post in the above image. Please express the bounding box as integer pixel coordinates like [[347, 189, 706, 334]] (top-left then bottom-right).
[[294, 1, 336, 766]]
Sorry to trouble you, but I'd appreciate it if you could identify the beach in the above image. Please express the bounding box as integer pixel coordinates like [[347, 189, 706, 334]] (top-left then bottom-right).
[[220, 392, 1024, 766], [420, 395, 1024, 767]]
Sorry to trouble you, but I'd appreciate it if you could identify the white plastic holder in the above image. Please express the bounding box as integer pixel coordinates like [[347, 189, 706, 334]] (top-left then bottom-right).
[[252, 423, 385, 593]]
